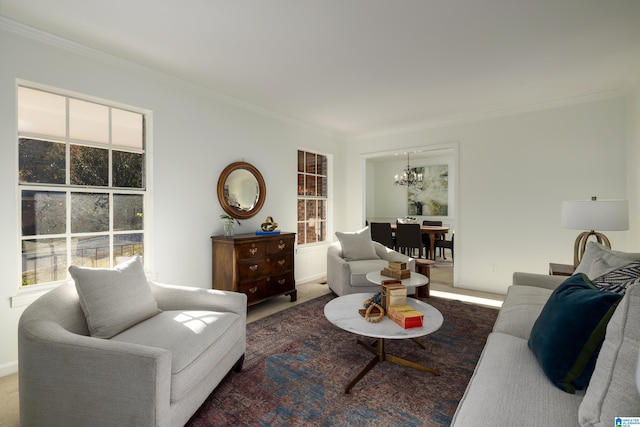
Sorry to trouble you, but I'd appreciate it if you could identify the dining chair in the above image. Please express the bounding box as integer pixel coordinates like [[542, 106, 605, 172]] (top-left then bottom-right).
[[421, 220, 443, 259], [435, 231, 454, 261], [370, 222, 395, 249], [395, 223, 425, 258]]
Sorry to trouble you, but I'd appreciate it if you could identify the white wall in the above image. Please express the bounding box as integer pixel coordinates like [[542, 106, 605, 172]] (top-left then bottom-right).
[[348, 94, 636, 295], [0, 22, 347, 374]]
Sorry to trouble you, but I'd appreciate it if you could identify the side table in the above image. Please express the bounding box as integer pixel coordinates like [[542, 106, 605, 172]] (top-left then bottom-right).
[[415, 259, 435, 297], [549, 263, 575, 276]]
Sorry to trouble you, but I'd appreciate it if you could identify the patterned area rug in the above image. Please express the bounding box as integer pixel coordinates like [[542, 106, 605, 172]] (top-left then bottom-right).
[[187, 293, 498, 427]]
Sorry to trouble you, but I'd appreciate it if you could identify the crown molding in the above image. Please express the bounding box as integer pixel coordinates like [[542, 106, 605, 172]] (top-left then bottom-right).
[[0, 17, 343, 141]]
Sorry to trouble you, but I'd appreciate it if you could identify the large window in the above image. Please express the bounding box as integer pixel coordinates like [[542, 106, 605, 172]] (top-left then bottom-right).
[[297, 150, 328, 245], [18, 85, 148, 287]]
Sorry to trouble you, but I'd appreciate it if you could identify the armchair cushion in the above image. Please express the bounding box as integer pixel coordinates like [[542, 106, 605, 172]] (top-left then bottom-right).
[[335, 226, 379, 261], [112, 309, 243, 402], [69, 256, 161, 339]]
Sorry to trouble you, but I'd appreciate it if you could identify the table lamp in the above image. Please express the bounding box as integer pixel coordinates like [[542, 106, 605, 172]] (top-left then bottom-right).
[[561, 196, 629, 267]]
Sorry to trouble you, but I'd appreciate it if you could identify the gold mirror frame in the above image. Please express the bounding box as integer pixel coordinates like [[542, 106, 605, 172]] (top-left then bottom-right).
[[217, 161, 266, 220]]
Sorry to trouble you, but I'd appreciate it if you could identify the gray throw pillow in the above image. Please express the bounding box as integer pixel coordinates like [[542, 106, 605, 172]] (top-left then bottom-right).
[[575, 241, 640, 279], [335, 227, 379, 261], [69, 255, 161, 339]]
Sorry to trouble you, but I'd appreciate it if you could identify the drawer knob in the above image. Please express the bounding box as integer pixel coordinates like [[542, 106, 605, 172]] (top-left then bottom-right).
[[278, 259, 285, 266], [277, 243, 285, 250], [249, 264, 258, 271], [277, 279, 286, 285], [249, 248, 258, 255], [249, 286, 258, 294]]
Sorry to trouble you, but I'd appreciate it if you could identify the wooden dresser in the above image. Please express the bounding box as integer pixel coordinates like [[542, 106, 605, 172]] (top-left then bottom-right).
[[211, 232, 297, 306]]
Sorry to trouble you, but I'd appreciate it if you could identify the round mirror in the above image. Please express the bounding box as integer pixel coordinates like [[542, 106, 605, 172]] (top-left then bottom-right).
[[217, 161, 266, 220]]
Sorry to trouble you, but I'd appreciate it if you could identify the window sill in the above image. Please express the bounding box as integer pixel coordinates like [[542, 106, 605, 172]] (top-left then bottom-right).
[[11, 282, 63, 308]]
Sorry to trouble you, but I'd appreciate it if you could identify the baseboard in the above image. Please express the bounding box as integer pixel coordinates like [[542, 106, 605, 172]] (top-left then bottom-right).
[[0, 361, 18, 377], [296, 273, 327, 285]]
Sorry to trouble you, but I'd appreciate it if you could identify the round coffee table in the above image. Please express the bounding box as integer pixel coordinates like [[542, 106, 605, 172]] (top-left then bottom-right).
[[324, 292, 443, 393]]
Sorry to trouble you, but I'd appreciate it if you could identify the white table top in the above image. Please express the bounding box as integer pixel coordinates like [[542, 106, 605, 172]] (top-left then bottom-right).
[[324, 293, 443, 339], [365, 270, 429, 288]]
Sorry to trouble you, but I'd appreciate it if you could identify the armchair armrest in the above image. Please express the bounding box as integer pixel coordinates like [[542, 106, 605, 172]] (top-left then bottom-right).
[[512, 272, 567, 290], [19, 320, 172, 427], [149, 281, 247, 317]]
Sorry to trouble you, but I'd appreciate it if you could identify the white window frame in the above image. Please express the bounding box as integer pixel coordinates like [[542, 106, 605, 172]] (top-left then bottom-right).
[[12, 81, 153, 307], [297, 149, 332, 247]]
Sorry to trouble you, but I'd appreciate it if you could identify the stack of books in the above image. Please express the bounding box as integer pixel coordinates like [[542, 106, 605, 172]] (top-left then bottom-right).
[[387, 305, 424, 329], [381, 280, 406, 309], [381, 261, 411, 280]]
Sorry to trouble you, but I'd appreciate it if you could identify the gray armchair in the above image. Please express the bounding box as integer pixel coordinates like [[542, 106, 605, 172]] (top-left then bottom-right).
[[18, 280, 247, 427], [327, 240, 416, 296]]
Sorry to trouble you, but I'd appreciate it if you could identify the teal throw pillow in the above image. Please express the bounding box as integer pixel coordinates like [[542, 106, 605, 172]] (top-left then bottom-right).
[[528, 273, 622, 393]]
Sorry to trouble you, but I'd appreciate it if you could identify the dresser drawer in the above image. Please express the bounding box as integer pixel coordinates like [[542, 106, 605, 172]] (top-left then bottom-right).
[[236, 241, 268, 259], [268, 272, 295, 294], [267, 254, 293, 274], [238, 259, 267, 282], [267, 236, 294, 255]]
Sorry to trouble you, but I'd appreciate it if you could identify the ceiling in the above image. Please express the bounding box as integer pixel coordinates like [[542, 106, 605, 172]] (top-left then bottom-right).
[[2, 0, 640, 138]]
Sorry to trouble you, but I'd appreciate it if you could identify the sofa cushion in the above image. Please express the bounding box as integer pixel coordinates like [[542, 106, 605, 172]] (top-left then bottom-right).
[[492, 285, 553, 340], [335, 227, 379, 261], [592, 261, 640, 295], [578, 283, 640, 425], [69, 256, 161, 339], [575, 241, 640, 279], [528, 274, 623, 393], [451, 332, 583, 426], [111, 309, 243, 402]]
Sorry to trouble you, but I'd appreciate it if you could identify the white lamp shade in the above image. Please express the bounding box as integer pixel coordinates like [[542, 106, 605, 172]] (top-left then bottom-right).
[[562, 199, 629, 231]]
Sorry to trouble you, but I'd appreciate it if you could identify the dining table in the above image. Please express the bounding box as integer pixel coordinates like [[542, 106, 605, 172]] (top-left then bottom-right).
[[390, 224, 449, 261]]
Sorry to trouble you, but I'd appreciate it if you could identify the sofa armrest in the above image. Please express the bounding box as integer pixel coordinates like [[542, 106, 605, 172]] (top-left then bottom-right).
[[512, 272, 567, 290], [19, 320, 172, 427], [149, 281, 247, 317]]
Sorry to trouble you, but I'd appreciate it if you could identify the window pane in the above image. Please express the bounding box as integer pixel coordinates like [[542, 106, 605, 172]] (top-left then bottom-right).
[[22, 238, 67, 286], [112, 109, 143, 149], [305, 175, 317, 196], [297, 173, 305, 196], [318, 176, 327, 197], [318, 200, 327, 220], [71, 192, 109, 233], [113, 151, 143, 188], [306, 152, 316, 174], [22, 190, 66, 236], [72, 235, 109, 267], [19, 138, 66, 184], [18, 87, 66, 138], [114, 233, 144, 265], [297, 222, 306, 245], [318, 154, 327, 176], [114, 194, 143, 231], [70, 145, 108, 186], [297, 150, 305, 173], [305, 200, 317, 221], [69, 99, 109, 143]]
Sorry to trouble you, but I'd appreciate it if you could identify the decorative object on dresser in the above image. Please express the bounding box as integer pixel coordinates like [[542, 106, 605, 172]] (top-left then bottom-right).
[[211, 232, 296, 306]]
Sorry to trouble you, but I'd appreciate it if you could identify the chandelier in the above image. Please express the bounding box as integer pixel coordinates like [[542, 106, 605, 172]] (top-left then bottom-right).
[[394, 152, 424, 187]]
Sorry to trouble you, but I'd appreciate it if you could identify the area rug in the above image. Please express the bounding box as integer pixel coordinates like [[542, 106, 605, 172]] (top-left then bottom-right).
[[187, 293, 498, 427]]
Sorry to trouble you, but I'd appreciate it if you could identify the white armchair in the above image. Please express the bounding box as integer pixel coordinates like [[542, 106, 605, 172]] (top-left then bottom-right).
[[327, 240, 416, 296], [18, 258, 247, 427]]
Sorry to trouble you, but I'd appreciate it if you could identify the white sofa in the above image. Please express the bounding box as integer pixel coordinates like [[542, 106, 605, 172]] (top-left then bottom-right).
[[327, 240, 416, 296], [18, 256, 247, 427], [451, 243, 640, 426]]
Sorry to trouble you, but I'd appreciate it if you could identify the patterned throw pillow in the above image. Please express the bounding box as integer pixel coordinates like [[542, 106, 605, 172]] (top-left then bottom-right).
[[593, 261, 640, 295]]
